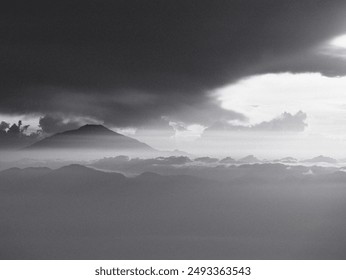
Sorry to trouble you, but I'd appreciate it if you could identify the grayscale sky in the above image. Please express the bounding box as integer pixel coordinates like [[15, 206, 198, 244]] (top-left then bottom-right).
[[2, 0, 346, 157]]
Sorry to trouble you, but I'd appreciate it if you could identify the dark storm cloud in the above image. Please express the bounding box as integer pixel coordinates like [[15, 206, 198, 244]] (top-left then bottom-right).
[[206, 111, 307, 132], [1, 0, 346, 126], [38, 115, 82, 134]]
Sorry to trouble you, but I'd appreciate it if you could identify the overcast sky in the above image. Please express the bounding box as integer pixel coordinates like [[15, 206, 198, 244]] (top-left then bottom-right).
[[2, 0, 346, 156]]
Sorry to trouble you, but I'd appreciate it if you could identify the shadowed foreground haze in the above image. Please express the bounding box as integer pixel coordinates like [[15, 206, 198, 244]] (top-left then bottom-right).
[[1, 163, 346, 259]]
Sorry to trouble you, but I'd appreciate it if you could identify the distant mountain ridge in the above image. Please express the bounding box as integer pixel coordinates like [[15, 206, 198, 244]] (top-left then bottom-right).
[[1, 162, 346, 259], [302, 155, 338, 164], [238, 155, 261, 163], [25, 124, 155, 152]]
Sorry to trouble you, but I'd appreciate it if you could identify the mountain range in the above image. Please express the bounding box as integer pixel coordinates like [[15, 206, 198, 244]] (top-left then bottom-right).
[[1, 164, 346, 259]]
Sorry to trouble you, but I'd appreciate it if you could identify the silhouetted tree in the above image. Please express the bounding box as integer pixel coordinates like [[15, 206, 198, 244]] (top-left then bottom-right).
[[0, 120, 41, 149]]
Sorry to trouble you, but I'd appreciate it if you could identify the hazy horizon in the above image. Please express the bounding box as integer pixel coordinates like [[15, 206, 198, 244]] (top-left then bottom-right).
[[2, 123, 346, 160]]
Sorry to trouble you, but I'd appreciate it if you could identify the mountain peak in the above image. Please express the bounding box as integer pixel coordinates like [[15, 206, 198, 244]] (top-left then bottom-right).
[[69, 124, 120, 135], [78, 124, 108, 130], [25, 124, 155, 152]]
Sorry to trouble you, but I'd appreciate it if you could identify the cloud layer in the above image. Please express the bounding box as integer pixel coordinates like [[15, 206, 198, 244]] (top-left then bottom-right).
[[206, 111, 307, 132], [1, 0, 346, 127]]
